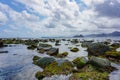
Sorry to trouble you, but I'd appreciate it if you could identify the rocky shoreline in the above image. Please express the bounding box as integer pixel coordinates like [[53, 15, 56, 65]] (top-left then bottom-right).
[[0, 38, 120, 80]]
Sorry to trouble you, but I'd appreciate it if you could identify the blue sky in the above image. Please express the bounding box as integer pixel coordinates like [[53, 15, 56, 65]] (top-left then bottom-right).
[[0, 0, 120, 38]]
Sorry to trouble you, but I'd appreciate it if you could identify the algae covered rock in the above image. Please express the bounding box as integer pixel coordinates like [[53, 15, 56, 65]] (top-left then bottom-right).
[[35, 71, 45, 80], [33, 56, 41, 61], [72, 57, 88, 69], [69, 71, 109, 80], [47, 48, 59, 56], [35, 59, 74, 80], [111, 43, 120, 49], [57, 52, 68, 58], [35, 57, 55, 68], [105, 50, 120, 63], [27, 44, 37, 50], [87, 43, 110, 56], [90, 56, 111, 68], [70, 47, 79, 52]]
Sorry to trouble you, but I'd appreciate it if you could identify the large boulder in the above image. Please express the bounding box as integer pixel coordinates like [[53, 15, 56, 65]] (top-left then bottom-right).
[[72, 57, 88, 69], [90, 56, 111, 68], [47, 48, 59, 56], [87, 43, 110, 56], [35, 59, 74, 80], [35, 57, 55, 68]]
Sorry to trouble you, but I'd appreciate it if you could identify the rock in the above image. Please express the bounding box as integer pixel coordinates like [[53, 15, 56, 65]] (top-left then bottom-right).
[[57, 52, 68, 58], [0, 51, 8, 53], [27, 44, 37, 50], [33, 56, 41, 61], [39, 60, 74, 77], [87, 43, 110, 56], [47, 48, 59, 56], [69, 71, 109, 80], [37, 43, 52, 51], [71, 39, 79, 44], [81, 42, 92, 47], [90, 56, 111, 68], [111, 43, 120, 49], [70, 47, 79, 52], [35, 57, 55, 68], [35, 71, 45, 80], [72, 57, 88, 69], [0, 42, 4, 47], [105, 50, 120, 63]]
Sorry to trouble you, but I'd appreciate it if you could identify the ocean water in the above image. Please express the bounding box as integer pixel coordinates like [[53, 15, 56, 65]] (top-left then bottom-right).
[[0, 37, 120, 80]]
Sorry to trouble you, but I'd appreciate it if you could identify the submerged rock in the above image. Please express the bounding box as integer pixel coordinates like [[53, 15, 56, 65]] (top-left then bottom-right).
[[70, 47, 79, 52], [35, 57, 55, 68], [47, 48, 59, 56], [72, 57, 88, 69], [87, 43, 110, 56]]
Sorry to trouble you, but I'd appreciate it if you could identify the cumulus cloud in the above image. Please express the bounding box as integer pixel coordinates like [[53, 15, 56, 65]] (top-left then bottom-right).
[[0, 0, 120, 37]]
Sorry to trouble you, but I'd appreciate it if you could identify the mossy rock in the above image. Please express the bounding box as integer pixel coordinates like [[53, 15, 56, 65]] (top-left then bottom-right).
[[27, 44, 37, 50], [33, 56, 41, 61], [38, 48, 45, 53], [69, 71, 109, 80], [111, 43, 120, 49], [35, 57, 55, 68], [72, 57, 88, 69], [43, 61, 73, 76], [47, 48, 59, 56], [70, 48, 79, 52], [35, 71, 45, 80], [105, 50, 120, 63], [57, 52, 68, 58]]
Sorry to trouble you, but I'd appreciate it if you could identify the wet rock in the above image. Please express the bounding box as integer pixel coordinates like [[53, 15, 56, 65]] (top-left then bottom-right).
[[69, 71, 109, 80], [87, 43, 110, 56], [36, 60, 74, 78], [81, 42, 92, 47], [71, 39, 79, 44], [57, 52, 68, 58], [70, 47, 79, 52], [55, 40, 61, 46], [27, 44, 37, 50], [111, 43, 120, 49], [72, 57, 88, 69], [37, 43, 52, 51], [47, 48, 59, 56], [35, 71, 45, 80], [35, 57, 55, 68], [90, 56, 111, 68], [33, 56, 41, 61], [0, 51, 8, 53], [105, 50, 120, 63]]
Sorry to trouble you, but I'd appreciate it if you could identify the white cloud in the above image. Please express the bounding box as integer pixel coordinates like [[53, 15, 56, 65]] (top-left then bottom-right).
[[0, 0, 120, 37], [0, 11, 8, 25]]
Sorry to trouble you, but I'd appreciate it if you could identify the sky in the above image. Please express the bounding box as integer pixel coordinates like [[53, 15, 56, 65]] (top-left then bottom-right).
[[0, 0, 120, 38]]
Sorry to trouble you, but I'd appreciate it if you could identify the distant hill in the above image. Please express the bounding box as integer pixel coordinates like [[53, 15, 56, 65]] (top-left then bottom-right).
[[73, 34, 84, 38], [86, 31, 120, 37]]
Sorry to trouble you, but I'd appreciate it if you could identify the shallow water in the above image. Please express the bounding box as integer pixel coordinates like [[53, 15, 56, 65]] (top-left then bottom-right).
[[0, 37, 120, 80]]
